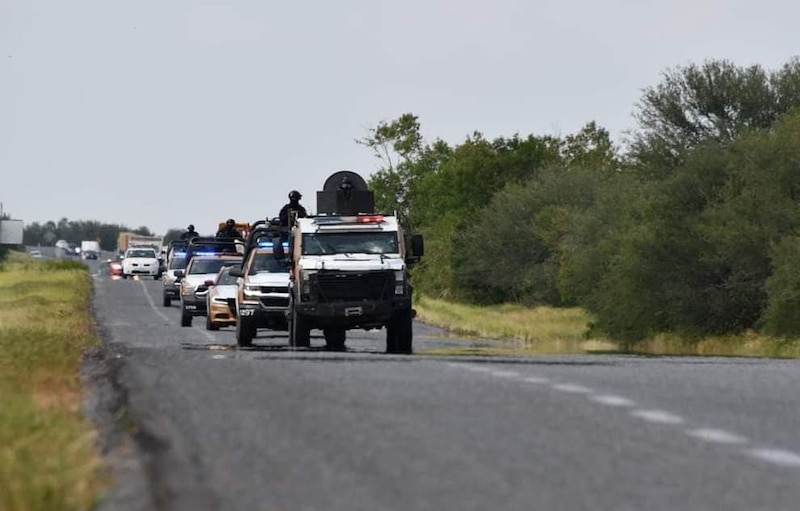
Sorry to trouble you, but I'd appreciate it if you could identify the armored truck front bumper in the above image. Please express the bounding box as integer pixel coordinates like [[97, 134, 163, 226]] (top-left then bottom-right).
[[295, 296, 411, 329]]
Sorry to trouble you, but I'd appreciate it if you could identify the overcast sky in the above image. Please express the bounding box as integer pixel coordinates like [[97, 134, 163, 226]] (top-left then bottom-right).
[[2, 0, 798, 236]]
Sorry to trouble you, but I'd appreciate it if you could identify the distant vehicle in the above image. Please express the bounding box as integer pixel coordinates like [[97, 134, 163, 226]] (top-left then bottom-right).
[[117, 232, 163, 254], [121, 247, 161, 280], [204, 265, 241, 330], [54, 239, 70, 259], [109, 260, 123, 277], [81, 240, 101, 260], [29, 250, 44, 259], [161, 242, 189, 307]]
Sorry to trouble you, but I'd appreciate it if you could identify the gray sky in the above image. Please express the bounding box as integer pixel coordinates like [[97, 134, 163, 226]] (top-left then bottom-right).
[[2, 0, 797, 236]]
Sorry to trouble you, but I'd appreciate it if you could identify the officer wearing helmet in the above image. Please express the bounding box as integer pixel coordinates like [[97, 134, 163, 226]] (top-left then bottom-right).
[[279, 190, 308, 226], [180, 224, 199, 241], [216, 218, 244, 241]]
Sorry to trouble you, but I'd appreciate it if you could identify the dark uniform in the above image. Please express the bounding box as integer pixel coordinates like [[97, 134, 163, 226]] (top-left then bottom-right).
[[216, 219, 244, 241], [180, 225, 199, 241], [279, 190, 308, 227]]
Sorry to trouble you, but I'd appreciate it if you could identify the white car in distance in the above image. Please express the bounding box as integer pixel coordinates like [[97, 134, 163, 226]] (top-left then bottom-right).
[[122, 247, 161, 280]]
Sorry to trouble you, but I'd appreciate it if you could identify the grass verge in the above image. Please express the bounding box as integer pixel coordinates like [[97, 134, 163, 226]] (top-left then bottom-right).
[[0, 251, 102, 511], [415, 295, 800, 358]]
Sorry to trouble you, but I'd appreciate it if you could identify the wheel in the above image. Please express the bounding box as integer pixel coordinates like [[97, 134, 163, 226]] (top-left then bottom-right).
[[180, 305, 192, 327], [122, 274, 128, 280], [236, 317, 255, 347], [289, 308, 311, 348], [323, 327, 346, 351], [153, 275, 159, 281], [162, 294, 171, 307], [206, 314, 220, 331], [386, 309, 413, 354]]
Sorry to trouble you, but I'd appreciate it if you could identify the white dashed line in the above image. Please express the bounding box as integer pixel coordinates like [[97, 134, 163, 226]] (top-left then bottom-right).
[[139, 281, 170, 322], [464, 365, 493, 373], [686, 428, 749, 445], [490, 370, 522, 378], [630, 410, 685, 425], [211, 354, 226, 360], [551, 383, 593, 394], [522, 376, 550, 384], [590, 395, 636, 407], [747, 449, 800, 468]]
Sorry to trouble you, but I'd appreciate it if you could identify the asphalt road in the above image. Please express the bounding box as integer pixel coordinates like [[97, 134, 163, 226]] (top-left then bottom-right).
[[85, 265, 800, 511]]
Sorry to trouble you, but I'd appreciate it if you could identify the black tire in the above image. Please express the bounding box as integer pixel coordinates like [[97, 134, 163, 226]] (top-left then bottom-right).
[[162, 294, 171, 307], [289, 309, 311, 348], [386, 309, 413, 354], [122, 274, 128, 280], [180, 305, 192, 327], [236, 317, 255, 347], [153, 275, 160, 281], [323, 327, 346, 352], [205, 313, 220, 331]]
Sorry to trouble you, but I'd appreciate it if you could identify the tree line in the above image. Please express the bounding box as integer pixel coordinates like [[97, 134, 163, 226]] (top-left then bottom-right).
[[23, 218, 154, 252], [362, 57, 800, 342]]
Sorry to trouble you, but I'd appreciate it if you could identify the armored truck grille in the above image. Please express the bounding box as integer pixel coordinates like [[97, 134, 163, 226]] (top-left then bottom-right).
[[260, 296, 289, 307], [314, 271, 394, 302]]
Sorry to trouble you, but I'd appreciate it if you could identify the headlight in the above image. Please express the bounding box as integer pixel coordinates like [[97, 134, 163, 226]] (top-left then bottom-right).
[[300, 270, 317, 294], [394, 270, 405, 295]]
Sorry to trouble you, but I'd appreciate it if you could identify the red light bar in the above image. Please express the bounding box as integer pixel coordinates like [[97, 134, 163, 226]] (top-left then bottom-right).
[[357, 215, 384, 223]]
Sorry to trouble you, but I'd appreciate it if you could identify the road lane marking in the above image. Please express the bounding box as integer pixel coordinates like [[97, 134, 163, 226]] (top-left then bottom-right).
[[630, 410, 685, 425], [551, 383, 593, 394], [590, 395, 636, 407], [686, 428, 748, 445], [490, 370, 522, 378], [747, 449, 800, 468], [211, 354, 226, 360], [139, 281, 170, 322], [463, 365, 493, 373], [522, 376, 550, 384]]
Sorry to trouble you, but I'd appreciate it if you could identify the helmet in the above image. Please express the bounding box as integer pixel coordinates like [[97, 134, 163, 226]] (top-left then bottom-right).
[[226, 218, 235, 227], [187, 224, 195, 231], [289, 190, 302, 200]]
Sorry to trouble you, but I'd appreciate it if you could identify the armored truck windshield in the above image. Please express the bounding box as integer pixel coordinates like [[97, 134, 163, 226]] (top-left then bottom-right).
[[302, 232, 399, 256]]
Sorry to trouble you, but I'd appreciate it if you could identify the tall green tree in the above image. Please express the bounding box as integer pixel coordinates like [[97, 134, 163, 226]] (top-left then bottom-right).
[[629, 57, 800, 174]]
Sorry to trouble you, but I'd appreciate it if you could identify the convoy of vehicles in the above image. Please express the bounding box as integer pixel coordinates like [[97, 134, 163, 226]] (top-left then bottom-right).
[[110, 171, 424, 354]]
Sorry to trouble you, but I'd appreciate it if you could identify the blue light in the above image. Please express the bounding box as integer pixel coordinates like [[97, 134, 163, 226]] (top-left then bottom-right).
[[192, 251, 219, 256], [257, 241, 290, 249], [173, 251, 187, 257], [314, 216, 343, 224]]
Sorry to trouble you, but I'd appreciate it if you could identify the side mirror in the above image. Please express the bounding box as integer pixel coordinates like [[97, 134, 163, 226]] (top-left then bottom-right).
[[229, 267, 244, 278], [174, 270, 185, 279], [204, 279, 215, 287], [410, 234, 424, 258]]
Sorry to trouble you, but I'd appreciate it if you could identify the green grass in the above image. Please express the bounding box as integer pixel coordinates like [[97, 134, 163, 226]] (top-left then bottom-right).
[[0, 252, 102, 511], [414, 295, 800, 358]]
